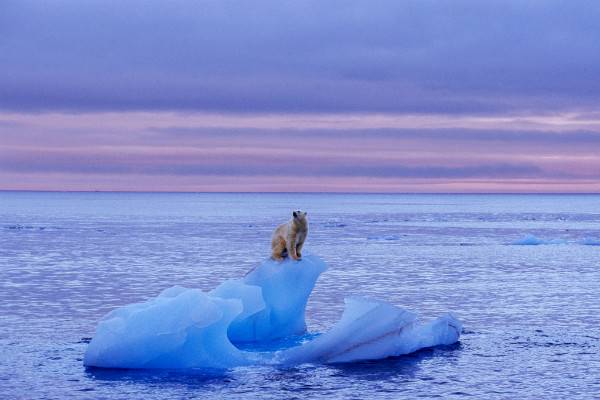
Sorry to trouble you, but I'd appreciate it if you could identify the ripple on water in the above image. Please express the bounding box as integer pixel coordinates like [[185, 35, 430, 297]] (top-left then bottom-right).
[[1, 193, 600, 399]]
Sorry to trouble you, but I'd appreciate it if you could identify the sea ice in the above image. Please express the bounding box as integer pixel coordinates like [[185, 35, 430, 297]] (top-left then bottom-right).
[[83, 288, 250, 369], [84, 255, 461, 369], [513, 234, 566, 245], [581, 237, 600, 246], [278, 297, 461, 364], [213, 255, 328, 343]]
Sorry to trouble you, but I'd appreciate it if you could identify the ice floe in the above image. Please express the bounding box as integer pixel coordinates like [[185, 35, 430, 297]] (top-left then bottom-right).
[[277, 297, 461, 364], [84, 255, 462, 369], [512, 234, 566, 245], [580, 237, 600, 246]]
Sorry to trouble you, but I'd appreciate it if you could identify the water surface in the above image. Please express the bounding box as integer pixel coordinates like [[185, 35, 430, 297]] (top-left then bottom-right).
[[1, 192, 599, 399]]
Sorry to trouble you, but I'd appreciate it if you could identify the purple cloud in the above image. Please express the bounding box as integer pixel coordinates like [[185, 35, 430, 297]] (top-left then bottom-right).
[[1, 0, 600, 114]]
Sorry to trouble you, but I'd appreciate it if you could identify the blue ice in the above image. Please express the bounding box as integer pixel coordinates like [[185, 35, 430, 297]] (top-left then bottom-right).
[[83, 287, 250, 369], [277, 297, 461, 364], [513, 234, 566, 245], [84, 255, 462, 369], [211, 255, 327, 342], [581, 237, 600, 246]]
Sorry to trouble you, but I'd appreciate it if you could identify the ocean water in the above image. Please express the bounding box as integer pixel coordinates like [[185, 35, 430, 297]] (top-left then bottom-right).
[[1, 192, 599, 399]]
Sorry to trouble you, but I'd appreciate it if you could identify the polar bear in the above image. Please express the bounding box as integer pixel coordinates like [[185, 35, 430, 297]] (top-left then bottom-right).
[[271, 210, 308, 261]]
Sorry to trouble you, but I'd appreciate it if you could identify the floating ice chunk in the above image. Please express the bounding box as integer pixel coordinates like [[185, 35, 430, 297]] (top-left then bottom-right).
[[84, 255, 460, 370], [581, 237, 600, 246], [513, 234, 566, 245], [277, 297, 461, 364], [83, 289, 250, 369], [84, 255, 327, 368], [513, 234, 544, 245], [227, 254, 327, 342], [277, 297, 415, 364], [367, 235, 401, 241]]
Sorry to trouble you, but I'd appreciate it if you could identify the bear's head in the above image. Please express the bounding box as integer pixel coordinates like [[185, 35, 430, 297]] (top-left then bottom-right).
[[292, 210, 307, 224]]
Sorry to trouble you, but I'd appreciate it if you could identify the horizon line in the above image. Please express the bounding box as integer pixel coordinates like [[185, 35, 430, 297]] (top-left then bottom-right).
[[2, 189, 599, 195]]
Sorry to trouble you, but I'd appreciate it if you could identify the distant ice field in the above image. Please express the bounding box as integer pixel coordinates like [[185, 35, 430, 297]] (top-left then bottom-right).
[[1, 192, 599, 399]]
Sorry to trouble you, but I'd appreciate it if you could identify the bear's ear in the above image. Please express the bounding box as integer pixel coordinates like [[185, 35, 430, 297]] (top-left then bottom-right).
[[303, 211, 307, 216], [293, 211, 298, 218]]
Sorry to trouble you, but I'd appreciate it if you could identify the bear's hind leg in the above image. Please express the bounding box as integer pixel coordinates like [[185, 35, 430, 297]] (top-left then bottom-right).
[[271, 238, 287, 261]]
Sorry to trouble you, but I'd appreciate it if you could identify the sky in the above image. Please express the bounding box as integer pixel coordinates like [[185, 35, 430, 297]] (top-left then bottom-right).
[[1, 0, 599, 192]]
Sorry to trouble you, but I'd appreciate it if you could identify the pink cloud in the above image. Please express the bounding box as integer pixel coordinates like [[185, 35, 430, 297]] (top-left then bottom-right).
[[1, 111, 599, 192]]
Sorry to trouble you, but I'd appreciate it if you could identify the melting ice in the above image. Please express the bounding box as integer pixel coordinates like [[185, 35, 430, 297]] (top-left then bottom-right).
[[84, 255, 462, 369]]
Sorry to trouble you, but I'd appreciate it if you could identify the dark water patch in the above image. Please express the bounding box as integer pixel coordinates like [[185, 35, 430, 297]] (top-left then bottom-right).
[[4, 224, 41, 230], [3, 224, 65, 232], [86, 366, 232, 384]]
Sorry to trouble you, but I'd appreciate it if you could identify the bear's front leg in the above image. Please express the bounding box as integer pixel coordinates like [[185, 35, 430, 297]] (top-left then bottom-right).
[[296, 241, 304, 259], [287, 233, 299, 260]]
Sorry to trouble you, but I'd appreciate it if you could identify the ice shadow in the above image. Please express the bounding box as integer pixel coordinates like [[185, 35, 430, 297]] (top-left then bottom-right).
[[323, 342, 462, 381]]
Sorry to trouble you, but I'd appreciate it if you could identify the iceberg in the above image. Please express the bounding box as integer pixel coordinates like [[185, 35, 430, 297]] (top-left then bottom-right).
[[512, 234, 566, 245], [83, 287, 251, 369], [211, 255, 327, 342], [84, 254, 462, 369], [581, 237, 600, 246]]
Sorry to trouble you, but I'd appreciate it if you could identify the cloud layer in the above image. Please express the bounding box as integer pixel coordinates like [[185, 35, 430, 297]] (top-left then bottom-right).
[[1, 1, 599, 191], [2, 0, 600, 114], [1, 112, 598, 192]]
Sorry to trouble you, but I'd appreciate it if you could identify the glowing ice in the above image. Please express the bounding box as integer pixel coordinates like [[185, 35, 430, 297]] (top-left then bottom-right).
[[84, 255, 327, 368], [84, 255, 462, 369], [581, 237, 600, 246], [278, 297, 461, 364], [513, 234, 566, 245], [83, 287, 250, 369], [212, 255, 327, 342]]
